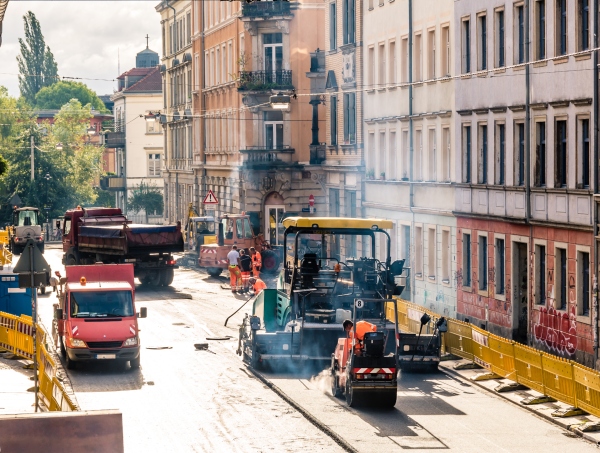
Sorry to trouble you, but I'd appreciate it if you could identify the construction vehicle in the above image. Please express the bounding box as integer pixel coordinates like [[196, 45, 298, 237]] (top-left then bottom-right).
[[331, 299, 399, 408], [60, 206, 183, 287], [8, 207, 44, 255], [198, 213, 280, 277], [396, 312, 447, 372], [237, 217, 407, 372], [53, 264, 147, 370]]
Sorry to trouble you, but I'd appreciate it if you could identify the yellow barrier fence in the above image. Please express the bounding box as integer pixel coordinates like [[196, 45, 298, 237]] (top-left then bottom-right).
[[391, 297, 600, 418], [0, 310, 78, 412]]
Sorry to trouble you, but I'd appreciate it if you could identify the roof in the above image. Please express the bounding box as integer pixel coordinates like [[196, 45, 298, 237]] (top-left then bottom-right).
[[117, 67, 155, 80], [68, 281, 133, 291], [123, 67, 162, 93], [282, 217, 394, 230]]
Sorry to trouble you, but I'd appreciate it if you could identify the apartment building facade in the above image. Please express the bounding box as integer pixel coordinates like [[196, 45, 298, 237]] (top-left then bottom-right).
[[362, 0, 457, 315], [157, 0, 196, 224], [454, 0, 597, 366]]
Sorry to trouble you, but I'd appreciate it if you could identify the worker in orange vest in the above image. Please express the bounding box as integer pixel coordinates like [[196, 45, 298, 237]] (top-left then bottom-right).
[[249, 277, 267, 295], [250, 247, 262, 278]]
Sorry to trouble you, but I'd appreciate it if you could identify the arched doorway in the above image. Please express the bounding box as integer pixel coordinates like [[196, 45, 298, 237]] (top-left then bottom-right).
[[264, 192, 285, 246]]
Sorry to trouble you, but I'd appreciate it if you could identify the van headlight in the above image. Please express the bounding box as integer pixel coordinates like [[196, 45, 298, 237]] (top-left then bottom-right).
[[124, 337, 138, 346], [70, 338, 86, 348]]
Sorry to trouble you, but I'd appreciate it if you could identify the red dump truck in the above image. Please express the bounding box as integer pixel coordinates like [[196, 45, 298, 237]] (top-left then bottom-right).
[[53, 263, 147, 369], [60, 207, 184, 287]]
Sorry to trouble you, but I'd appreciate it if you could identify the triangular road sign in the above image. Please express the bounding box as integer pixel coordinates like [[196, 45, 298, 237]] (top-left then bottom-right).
[[13, 239, 51, 273], [203, 190, 219, 204]]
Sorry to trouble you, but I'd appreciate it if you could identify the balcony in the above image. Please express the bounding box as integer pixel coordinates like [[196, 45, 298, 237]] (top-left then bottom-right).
[[241, 1, 291, 18], [240, 146, 299, 170], [238, 70, 293, 92], [167, 158, 193, 171], [99, 176, 126, 191], [105, 132, 126, 148]]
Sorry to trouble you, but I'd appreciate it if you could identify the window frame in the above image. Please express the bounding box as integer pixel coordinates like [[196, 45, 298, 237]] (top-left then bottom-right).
[[555, 118, 568, 188], [478, 123, 488, 184], [463, 232, 472, 288], [495, 7, 506, 67], [576, 247, 591, 319], [495, 236, 506, 296], [329, 3, 337, 50], [495, 121, 506, 185], [477, 12, 487, 71], [555, 245, 568, 311], [556, 0, 568, 56], [462, 16, 471, 73], [463, 124, 472, 183], [478, 234, 488, 292], [535, 120, 547, 187]]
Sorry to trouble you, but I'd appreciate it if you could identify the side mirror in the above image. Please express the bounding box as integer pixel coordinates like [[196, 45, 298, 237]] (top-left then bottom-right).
[[138, 307, 147, 318]]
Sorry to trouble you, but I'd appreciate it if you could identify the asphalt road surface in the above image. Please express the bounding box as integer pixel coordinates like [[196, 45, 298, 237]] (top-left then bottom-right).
[[27, 246, 599, 453]]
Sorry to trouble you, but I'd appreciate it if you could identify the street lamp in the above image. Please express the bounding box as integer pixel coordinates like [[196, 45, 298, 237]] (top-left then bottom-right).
[[44, 173, 51, 241], [270, 92, 291, 110]]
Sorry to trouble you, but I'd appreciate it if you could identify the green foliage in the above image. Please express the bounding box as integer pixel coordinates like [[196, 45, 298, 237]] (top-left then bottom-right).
[[17, 11, 59, 104], [128, 182, 164, 217], [94, 188, 115, 208], [35, 81, 108, 112]]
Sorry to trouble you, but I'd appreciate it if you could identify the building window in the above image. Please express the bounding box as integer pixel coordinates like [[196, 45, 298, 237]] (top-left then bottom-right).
[[264, 111, 283, 149], [579, 0, 590, 51], [535, 245, 546, 305], [556, 247, 567, 310], [516, 4, 525, 64], [415, 226, 423, 278], [462, 18, 471, 73], [556, 0, 567, 55], [401, 37, 409, 83], [535, 0, 546, 59], [442, 127, 451, 182], [343, 93, 356, 144], [479, 236, 488, 291], [535, 122, 546, 186], [555, 119, 567, 187], [495, 123, 505, 185], [401, 129, 409, 180], [442, 229, 450, 284], [516, 122, 525, 186], [389, 41, 396, 84], [578, 251, 590, 316], [148, 154, 162, 177], [428, 128, 436, 181], [441, 25, 450, 76], [414, 33, 423, 81], [428, 228, 436, 280], [428, 30, 436, 79], [496, 9, 505, 67], [389, 131, 397, 180], [379, 43, 386, 86], [378, 131, 386, 178], [329, 3, 337, 50], [330, 96, 337, 145], [415, 129, 423, 180], [368, 46, 375, 87], [478, 124, 488, 184], [579, 118, 590, 188], [263, 33, 283, 74], [146, 118, 160, 134], [495, 238, 505, 295], [367, 132, 375, 171], [342, 0, 355, 45], [463, 233, 471, 287], [463, 125, 472, 183], [478, 14, 487, 70]]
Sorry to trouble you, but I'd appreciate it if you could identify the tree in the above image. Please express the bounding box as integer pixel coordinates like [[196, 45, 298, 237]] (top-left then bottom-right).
[[35, 81, 108, 112], [17, 11, 59, 104], [128, 182, 164, 220]]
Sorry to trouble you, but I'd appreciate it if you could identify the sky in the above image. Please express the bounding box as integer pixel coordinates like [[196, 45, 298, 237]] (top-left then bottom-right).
[[0, 1, 162, 99]]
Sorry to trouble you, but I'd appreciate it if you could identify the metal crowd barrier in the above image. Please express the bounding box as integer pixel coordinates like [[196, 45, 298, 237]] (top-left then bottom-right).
[[392, 298, 600, 418], [0, 310, 78, 412]]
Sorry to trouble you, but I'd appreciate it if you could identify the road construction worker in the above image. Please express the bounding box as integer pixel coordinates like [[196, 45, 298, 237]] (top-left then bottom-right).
[[342, 319, 365, 356], [239, 249, 252, 292], [249, 276, 267, 295], [227, 245, 242, 292], [250, 247, 262, 278]]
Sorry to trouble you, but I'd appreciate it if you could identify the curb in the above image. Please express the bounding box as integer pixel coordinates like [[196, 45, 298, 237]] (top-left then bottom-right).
[[439, 362, 600, 446]]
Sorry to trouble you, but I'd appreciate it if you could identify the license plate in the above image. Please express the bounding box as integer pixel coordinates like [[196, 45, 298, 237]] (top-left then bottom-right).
[[96, 354, 116, 359]]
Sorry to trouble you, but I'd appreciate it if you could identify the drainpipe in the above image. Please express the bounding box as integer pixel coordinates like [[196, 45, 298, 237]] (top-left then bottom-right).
[[167, 0, 177, 221], [524, 0, 533, 345], [200, 3, 207, 215], [408, 0, 414, 301], [593, 0, 599, 362]]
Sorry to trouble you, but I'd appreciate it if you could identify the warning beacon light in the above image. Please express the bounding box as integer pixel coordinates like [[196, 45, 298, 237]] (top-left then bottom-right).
[[80, 277, 87, 286]]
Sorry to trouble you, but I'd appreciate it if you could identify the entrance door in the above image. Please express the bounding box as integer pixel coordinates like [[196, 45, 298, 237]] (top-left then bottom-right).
[[512, 242, 528, 343], [266, 206, 285, 246], [263, 33, 283, 83]]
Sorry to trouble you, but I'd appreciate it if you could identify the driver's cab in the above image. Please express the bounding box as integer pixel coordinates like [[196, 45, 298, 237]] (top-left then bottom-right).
[[14, 208, 40, 227], [222, 216, 254, 245]]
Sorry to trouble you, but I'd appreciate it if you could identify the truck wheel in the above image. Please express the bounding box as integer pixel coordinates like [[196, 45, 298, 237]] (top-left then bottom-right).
[[60, 338, 66, 358], [65, 353, 76, 370], [39, 285, 46, 295], [346, 382, 359, 407], [207, 267, 222, 277], [261, 250, 280, 274], [130, 355, 141, 369], [331, 374, 342, 398], [149, 273, 161, 287], [12, 245, 22, 256], [160, 268, 174, 286]]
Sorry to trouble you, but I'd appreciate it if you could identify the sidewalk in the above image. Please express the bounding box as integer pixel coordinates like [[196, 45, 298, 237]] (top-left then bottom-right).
[[440, 358, 600, 444], [0, 351, 36, 414]]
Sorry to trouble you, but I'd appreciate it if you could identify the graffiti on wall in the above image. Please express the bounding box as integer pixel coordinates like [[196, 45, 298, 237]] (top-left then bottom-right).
[[454, 269, 463, 289], [533, 305, 577, 356]]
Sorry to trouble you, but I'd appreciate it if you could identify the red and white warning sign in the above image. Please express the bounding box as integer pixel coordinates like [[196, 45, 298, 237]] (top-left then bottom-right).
[[308, 194, 315, 207], [203, 190, 219, 204]]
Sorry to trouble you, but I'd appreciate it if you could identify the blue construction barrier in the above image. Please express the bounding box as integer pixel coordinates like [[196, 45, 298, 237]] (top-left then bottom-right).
[[0, 273, 32, 317]]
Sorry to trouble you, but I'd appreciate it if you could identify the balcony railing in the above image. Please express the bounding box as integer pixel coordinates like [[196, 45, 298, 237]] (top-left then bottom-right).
[[240, 145, 296, 169], [238, 70, 293, 92], [105, 132, 126, 148], [99, 176, 126, 191], [167, 158, 193, 171], [241, 1, 291, 18]]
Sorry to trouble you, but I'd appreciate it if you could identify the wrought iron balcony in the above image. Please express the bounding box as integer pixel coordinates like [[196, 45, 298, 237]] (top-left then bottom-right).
[[241, 1, 291, 18], [99, 176, 126, 191], [238, 70, 293, 92], [240, 145, 298, 169], [105, 131, 126, 148]]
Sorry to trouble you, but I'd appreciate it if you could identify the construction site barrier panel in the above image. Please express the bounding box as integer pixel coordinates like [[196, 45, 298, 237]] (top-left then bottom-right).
[[541, 353, 577, 407], [0, 312, 17, 353], [445, 318, 474, 361], [573, 363, 600, 418], [513, 343, 546, 395], [14, 316, 34, 360], [488, 333, 516, 380], [470, 325, 495, 371]]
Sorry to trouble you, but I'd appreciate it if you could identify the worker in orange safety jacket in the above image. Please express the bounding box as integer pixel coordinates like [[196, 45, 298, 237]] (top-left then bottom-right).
[[249, 276, 267, 295], [250, 247, 262, 278]]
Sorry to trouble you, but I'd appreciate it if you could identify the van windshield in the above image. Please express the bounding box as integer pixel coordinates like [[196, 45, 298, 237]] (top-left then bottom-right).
[[70, 291, 134, 318]]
